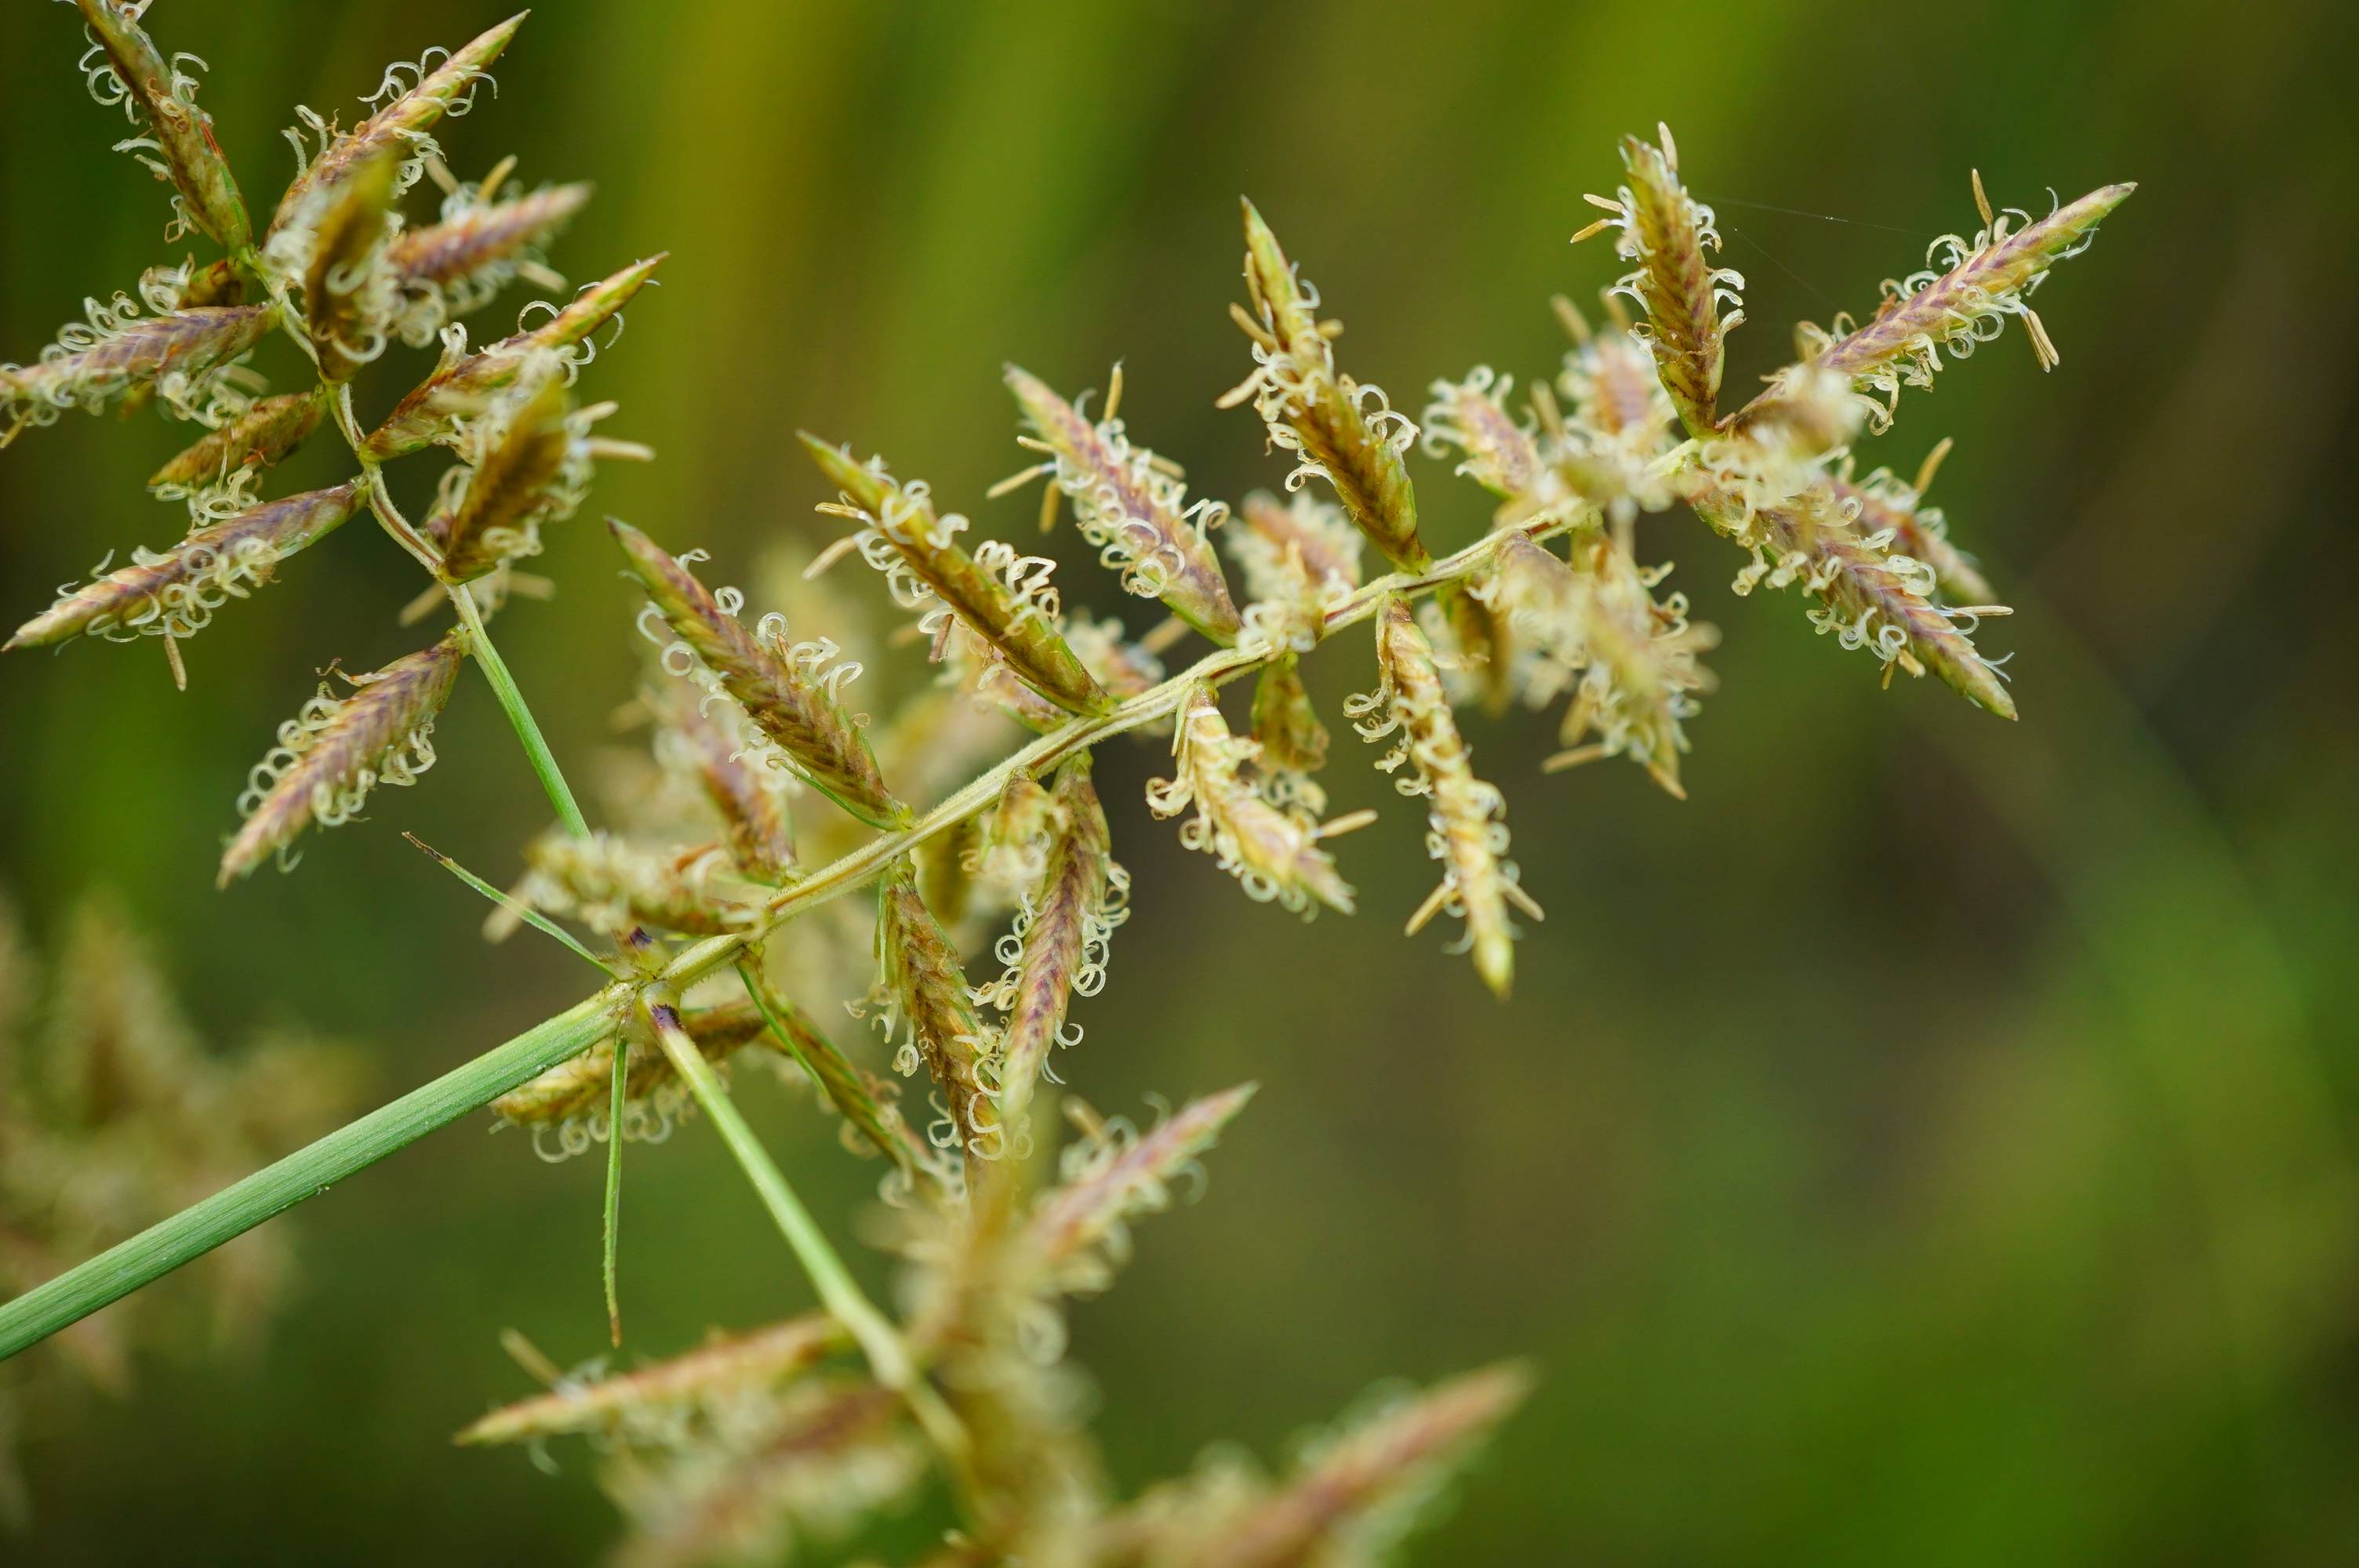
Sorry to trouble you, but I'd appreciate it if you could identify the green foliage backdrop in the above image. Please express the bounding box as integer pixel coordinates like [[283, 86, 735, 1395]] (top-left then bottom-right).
[[2, 0, 2354, 1559]]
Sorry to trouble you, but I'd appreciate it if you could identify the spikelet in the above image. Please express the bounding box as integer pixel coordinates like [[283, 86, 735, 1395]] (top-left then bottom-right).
[[74, 0, 250, 246], [602, 1380, 921, 1568], [1830, 441, 1994, 604], [861, 861, 1003, 1164], [1027, 1085, 1252, 1295], [1575, 125, 1744, 437], [8, 481, 362, 653], [1249, 656, 1332, 804], [364, 254, 664, 459], [651, 684, 798, 882], [1170, 1363, 1532, 1568], [1227, 488, 1365, 656], [1488, 532, 1713, 797], [802, 435, 1111, 717], [614, 521, 907, 829], [144, 256, 246, 310], [1225, 201, 1427, 571], [1743, 177, 2135, 431], [147, 391, 328, 503], [490, 1000, 776, 1156], [519, 833, 765, 938], [218, 635, 463, 885], [1696, 476, 2013, 716], [1420, 367, 1547, 504], [425, 361, 602, 581], [1147, 687, 1356, 917], [2, 299, 274, 437], [1348, 597, 1537, 997], [456, 1314, 848, 1446], [269, 13, 524, 234], [1001, 365, 1243, 644], [976, 758, 1127, 1127], [272, 145, 402, 382], [740, 975, 946, 1197], [391, 179, 591, 347]]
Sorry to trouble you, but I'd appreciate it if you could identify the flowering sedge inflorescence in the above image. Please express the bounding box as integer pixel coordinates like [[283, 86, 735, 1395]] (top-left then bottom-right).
[[2, 9, 2132, 1558]]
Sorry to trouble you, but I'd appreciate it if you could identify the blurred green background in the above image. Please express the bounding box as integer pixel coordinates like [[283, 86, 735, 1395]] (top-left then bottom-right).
[[5, 0, 2357, 1560]]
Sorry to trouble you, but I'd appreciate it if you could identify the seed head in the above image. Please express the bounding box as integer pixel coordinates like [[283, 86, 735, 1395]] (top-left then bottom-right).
[[520, 832, 764, 937], [3, 299, 275, 437], [1226, 201, 1427, 571], [614, 520, 907, 829], [269, 13, 525, 235], [1002, 365, 1243, 644], [1027, 1084, 1253, 1295], [1830, 443, 1994, 605], [1420, 368, 1545, 503], [489, 1000, 774, 1144], [863, 861, 1002, 1166], [1349, 597, 1537, 998], [364, 254, 664, 459], [220, 635, 463, 885], [148, 391, 328, 502], [427, 361, 594, 581], [801, 434, 1112, 717], [979, 757, 1127, 1127], [652, 684, 798, 882], [1147, 687, 1356, 918], [1227, 488, 1365, 655], [1576, 125, 1746, 437], [9, 481, 363, 654], [391, 179, 592, 347], [274, 145, 402, 382], [75, 0, 251, 248]]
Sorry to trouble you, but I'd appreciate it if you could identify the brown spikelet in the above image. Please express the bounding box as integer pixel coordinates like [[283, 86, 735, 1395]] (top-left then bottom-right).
[[520, 833, 764, 937], [394, 181, 590, 290], [1227, 490, 1365, 652], [456, 1314, 848, 1446], [801, 434, 1111, 717], [983, 757, 1124, 1126], [1147, 688, 1356, 917], [1577, 125, 1743, 438], [1002, 365, 1243, 644], [489, 1000, 773, 1133], [1420, 368, 1544, 502], [1694, 477, 2014, 716], [9, 481, 363, 653], [292, 147, 401, 382], [1027, 1084, 1253, 1285], [428, 365, 582, 581], [268, 13, 525, 236], [158, 257, 247, 310], [1183, 1363, 1532, 1568], [364, 254, 664, 459], [1249, 656, 1331, 780], [1748, 180, 2134, 428], [1227, 201, 1427, 571], [1351, 597, 1535, 998], [867, 862, 1002, 1169], [740, 972, 945, 1197], [1831, 448, 1995, 605], [148, 392, 328, 496], [75, 0, 251, 247], [613, 521, 907, 829], [654, 685, 798, 881], [219, 635, 463, 885], [2, 302, 275, 431]]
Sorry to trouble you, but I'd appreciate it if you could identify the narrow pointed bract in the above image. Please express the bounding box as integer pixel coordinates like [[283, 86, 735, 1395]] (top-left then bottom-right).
[[9, 481, 363, 653], [613, 521, 907, 829], [219, 636, 463, 885]]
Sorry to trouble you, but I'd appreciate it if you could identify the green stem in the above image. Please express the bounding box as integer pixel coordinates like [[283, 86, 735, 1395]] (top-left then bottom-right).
[[638, 996, 971, 1468], [0, 516, 1568, 1365], [448, 586, 591, 840], [0, 995, 615, 1362], [603, 1034, 627, 1347]]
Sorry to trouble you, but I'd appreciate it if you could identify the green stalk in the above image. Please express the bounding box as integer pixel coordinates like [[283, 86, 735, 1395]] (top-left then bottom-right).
[[448, 585, 591, 841], [637, 996, 972, 1466], [0, 517, 1568, 1367], [604, 1035, 628, 1346], [0, 995, 614, 1362]]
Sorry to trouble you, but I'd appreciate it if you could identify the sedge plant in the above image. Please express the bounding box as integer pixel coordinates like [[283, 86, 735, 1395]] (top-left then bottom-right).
[[0, 8, 2132, 1562]]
